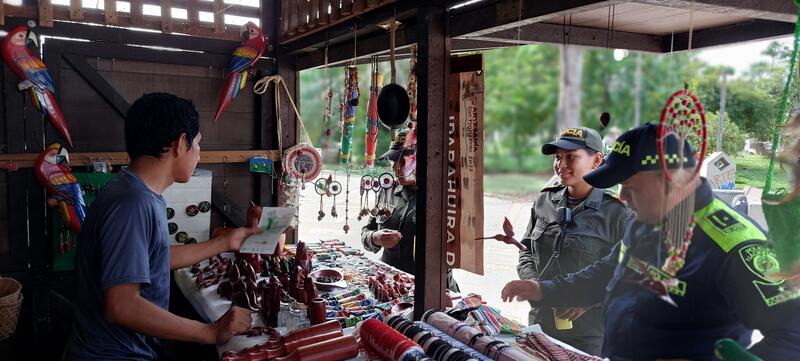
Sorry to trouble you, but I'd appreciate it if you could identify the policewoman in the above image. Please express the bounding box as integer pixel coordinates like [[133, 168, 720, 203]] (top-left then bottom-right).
[[517, 127, 630, 355]]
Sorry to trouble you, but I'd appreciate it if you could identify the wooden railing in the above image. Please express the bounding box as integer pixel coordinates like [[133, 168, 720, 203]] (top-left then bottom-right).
[[280, 0, 395, 44], [1, 0, 262, 41]]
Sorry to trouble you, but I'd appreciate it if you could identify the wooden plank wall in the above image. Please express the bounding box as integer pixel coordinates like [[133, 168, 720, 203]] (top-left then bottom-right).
[[2, 0, 262, 41]]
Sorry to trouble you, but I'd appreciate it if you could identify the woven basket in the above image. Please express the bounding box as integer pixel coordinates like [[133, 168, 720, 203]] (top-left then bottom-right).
[[0, 277, 23, 340]]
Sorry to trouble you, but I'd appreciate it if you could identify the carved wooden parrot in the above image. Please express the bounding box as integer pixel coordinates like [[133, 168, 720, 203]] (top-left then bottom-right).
[[2, 26, 73, 146], [35, 144, 86, 233], [213, 22, 268, 123]]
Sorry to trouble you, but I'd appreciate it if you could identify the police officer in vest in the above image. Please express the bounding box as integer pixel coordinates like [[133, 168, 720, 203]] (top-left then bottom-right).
[[361, 128, 459, 291], [503, 123, 800, 360], [517, 126, 631, 356]]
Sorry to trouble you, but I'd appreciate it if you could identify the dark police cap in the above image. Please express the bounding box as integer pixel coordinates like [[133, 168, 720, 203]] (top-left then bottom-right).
[[583, 123, 696, 189]]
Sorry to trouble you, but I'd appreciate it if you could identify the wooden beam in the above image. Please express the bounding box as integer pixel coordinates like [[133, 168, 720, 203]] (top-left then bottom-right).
[[295, 20, 416, 70], [69, 0, 83, 20], [466, 21, 664, 53], [39, 0, 54, 27], [635, 0, 797, 23], [0, 150, 281, 169], [45, 38, 233, 68], [449, 0, 614, 38], [61, 54, 130, 118], [104, 0, 117, 25], [663, 19, 795, 52], [414, 3, 448, 320]]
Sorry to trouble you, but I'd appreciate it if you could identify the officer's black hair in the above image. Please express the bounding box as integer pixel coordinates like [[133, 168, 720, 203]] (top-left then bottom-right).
[[125, 92, 200, 160]]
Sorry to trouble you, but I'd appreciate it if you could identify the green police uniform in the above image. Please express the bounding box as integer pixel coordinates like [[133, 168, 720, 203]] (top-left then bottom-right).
[[517, 126, 632, 356], [517, 185, 630, 355]]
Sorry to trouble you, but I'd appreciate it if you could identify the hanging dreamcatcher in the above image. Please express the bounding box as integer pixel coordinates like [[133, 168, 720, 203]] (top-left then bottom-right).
[[638, 87, 707, 307], [365, 56, 382, 170], [313, 174, 341, 221], [340, 62, 360, 164]]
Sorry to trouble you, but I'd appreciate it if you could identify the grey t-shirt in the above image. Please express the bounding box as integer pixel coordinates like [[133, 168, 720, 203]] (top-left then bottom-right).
[[65, 168, 170, 361]]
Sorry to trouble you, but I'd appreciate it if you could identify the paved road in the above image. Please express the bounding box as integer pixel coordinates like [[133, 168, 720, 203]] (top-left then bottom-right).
[[298, 170, 535, 324]]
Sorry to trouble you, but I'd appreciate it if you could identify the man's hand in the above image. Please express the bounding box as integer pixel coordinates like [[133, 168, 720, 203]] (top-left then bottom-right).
[[212, 227, 261, 252], [555, 307, 586, 321], [372, 230, 402, 249], [501, 279, 542, 302], [209, 306, 252, 344]]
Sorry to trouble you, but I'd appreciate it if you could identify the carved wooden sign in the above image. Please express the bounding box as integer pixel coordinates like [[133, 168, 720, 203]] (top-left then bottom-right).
[[445, 54, 484, 275]]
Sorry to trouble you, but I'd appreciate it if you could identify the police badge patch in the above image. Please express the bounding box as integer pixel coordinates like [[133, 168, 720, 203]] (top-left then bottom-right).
[[739, 243, 800, 306]]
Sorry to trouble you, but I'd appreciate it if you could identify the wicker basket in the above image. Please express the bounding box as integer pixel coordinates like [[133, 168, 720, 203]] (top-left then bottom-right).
[[0, 277, 23, 340]]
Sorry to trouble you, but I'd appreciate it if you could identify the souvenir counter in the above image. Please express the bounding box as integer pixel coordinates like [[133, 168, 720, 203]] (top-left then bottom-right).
[[175, 238, 599, 361]]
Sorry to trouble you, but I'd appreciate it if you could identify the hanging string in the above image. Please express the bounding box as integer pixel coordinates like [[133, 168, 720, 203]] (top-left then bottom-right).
[[253, 75, 315, 152], [687, 0, 695, 52]]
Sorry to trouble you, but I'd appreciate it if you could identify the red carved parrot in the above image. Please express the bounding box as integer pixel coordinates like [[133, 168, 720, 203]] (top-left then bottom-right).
[[35, 144, 86, 233], [2, 26, 73, 146], [213, 22, 268, 123]]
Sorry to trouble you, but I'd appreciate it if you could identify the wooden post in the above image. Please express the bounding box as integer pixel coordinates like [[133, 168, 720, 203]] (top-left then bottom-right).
[[414, 4, 449, 320], [130, 0, 143, 26], [187, 0, 199, 32], [352, 0, 364, 12], [366, 0, 378, 8], [69, 0, 83, 20], [318, 0, 329, 25], [277, 54, 300, 244], [329, 0, 340, 22], [298, 0, 309, 32], [287, 0, 297, 36], [310, 0, 319, 28], [104, 0, 117, 25], [161, 0, 173, 33], [281, 0, 289, 37], [341, 0, 351, 16], [213, 0, 225, 34], [38, 0, 54, 27]]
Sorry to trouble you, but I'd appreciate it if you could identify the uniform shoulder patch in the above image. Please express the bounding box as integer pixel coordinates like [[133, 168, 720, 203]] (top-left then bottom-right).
[[695, 199, 767, 252], [737, 243, 800, 307]]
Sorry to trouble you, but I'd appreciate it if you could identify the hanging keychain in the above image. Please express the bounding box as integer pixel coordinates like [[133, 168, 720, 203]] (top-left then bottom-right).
[[329, 179, 342, 218], [371, 176, 381, 215], [359, 175, 372, 220], [379, 172, 395, 217], [314, 177, 329, 221]]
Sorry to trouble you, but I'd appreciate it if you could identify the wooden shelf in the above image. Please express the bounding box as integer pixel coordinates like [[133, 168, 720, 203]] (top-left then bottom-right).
[[0, 150, 280, 169]]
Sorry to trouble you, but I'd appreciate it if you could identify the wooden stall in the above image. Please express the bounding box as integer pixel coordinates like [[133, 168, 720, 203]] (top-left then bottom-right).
[[0, 0, 796, 359]]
